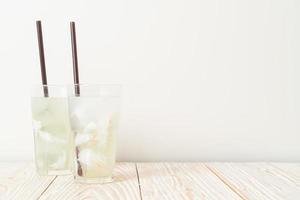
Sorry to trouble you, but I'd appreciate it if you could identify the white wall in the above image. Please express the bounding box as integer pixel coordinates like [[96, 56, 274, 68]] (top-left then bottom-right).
[[0, 0, 299, 161]]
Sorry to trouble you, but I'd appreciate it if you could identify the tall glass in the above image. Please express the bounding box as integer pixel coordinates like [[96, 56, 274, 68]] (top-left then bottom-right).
[[68, 84, 121, 183], [31, 85, 73, 175]]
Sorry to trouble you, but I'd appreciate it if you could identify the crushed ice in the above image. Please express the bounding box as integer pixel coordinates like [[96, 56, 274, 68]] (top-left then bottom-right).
[[78, 148, 106, 166]]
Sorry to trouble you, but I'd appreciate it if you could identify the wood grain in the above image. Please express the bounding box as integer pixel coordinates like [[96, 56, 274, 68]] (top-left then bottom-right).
[[0, 162, 55, 200], [207, 163, 300, 200], [39, 162, 140, 200], [1, 162, 300, 199], [137, 162, 242, 200], [271, 163, 300, 186]]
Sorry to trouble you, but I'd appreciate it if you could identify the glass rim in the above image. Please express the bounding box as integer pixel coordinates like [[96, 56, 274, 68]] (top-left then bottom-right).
[[68, 84, 122, 97], [68, 83, 122, 87], [31, 84, 122, 88], [31, 84, 66, 87], [31, 84, 67, 98], [31, 84, 122, 97]]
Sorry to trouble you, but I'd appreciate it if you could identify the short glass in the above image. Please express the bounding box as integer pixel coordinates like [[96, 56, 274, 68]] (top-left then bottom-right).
[[68, 84, 121, 183], [31, 85, 73, 175]]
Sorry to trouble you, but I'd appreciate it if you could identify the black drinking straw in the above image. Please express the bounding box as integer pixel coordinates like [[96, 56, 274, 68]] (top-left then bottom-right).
[[36, 20, 49, 97], [70, 21, 83, 176], [70, 22, 80, 96]]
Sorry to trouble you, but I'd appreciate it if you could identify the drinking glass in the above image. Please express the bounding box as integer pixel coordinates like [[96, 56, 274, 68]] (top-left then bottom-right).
[[31, 85, 73, 175], [68, 84, 121, 183]]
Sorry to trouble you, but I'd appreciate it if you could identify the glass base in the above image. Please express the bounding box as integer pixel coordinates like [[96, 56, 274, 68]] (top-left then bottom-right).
[[37, 169, 72, 176], [75, 176, 113, 184]]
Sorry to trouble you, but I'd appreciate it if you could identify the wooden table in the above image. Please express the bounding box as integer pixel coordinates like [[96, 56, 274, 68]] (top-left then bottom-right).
[[0, 162, 299, 199]]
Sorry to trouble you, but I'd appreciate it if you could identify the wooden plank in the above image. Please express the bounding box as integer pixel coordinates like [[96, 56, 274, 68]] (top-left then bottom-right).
[[39, 162, 141, 200], [271, 163, 300, 185], [0, 162, 56, 200], [207, 163, 300, 200], [137, 162, 242, 200]]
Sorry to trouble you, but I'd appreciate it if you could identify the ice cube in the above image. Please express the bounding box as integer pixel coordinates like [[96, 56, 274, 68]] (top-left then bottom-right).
[[70, 100, 92, 123], [31, 98, 49, 116], [32, 120, 42, 132], [75, 134, 91, 146], [75, 122, 102, 146], [39, 131, 67, 144], [50, 152, 66, 168], [38, 131, 52, 142], [96, 114, 113, 138], [70, 108, 86, 128], [53, 136, 67, 144], [70, 112, 82, 130], [97, 117, 110, 130], [70, 109, 96, 132], [78, 148, 106, 166], [83, 122, 97, 135]]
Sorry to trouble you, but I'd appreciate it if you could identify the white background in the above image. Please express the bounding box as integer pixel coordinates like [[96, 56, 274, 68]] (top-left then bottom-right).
[[0, 0, 299, 161]]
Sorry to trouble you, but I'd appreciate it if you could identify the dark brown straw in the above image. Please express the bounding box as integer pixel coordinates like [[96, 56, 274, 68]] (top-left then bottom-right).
[[36, 20, 49, 97], [70, 21, 82, 176], [70, 22, 80, 96]]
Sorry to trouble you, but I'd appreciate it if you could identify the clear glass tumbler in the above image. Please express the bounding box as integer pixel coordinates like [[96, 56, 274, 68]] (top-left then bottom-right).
[[68, 84, 121, 183], [31, 85, 73, 175]]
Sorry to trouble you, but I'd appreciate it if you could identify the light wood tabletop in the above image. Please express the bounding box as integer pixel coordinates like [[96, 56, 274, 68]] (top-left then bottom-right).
[[0, 162, 299, 200]]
